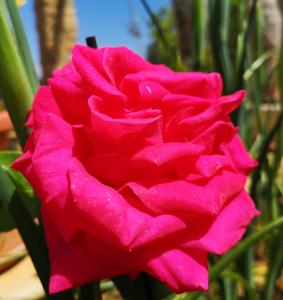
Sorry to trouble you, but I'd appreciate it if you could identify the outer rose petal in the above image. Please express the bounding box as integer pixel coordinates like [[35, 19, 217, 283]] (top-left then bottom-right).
[[222, 134, 257, 174], [191, 121, 237, 152], [32, 114, 74, 205], [123, 170, 246, 218], [53, 61, 82, 83], [32, 86, 61, 130], [193, 155, 233, 177], [42, 208, 138, 294], [178, 90, 245, 132], [184, 191, 260, 254], [48, 77, 91, 125], [69, 158, 188, 250], [144, 248, 208, 293], [31, 114, 78, 240]]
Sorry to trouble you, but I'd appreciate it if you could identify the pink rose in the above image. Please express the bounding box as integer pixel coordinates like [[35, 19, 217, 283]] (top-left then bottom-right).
[[13, 45, 259, 294]]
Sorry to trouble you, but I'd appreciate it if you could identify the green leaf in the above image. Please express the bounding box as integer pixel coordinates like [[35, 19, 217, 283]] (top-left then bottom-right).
[[0, 207, 15, 231], [0, 151, 20, 231], [0, 151, 20, 165], [0, 151, 37, 232]]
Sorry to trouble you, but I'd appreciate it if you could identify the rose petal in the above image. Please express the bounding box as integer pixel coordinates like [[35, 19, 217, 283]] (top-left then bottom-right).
[[185, 191, 260, 254], [161, 94, 210, 120], [32, 86, 61, 132], [72, 45, 127, 107], [32, 114, 74, 204], [69, 158, 187, 249], [48, 77, 91, 125], [53, 61, 82, 83], [103, 47, 159, 88], [144, 248, 208, 293], [193, 154, 234, 177], [123, 170, 245, 218], [121, 71, 222, 100], [138, 81, 170, 106], [42, 209, 135, 294], [89, 96, 163, 151], [31, 114, 77, 240], [222, 134, 257, 174], [86, 153, 132, 187], [191, 121, 237, 152], [132, 142, 204, 166], [178, 90, 245, 129]]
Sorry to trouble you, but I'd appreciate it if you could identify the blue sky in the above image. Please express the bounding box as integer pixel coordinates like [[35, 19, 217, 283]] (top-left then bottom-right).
[[19, 0, 170, 74]]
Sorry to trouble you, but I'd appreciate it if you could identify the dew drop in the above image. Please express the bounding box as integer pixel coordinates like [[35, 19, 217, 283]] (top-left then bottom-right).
[[146, 85, 152, 95]]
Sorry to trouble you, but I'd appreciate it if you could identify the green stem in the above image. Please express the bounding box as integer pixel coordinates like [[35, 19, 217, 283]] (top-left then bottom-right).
[[192, 0, 206, 70], [0, 0, 33, 147]]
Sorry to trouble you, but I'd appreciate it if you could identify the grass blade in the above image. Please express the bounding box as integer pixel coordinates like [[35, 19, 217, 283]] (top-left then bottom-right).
[[0, 0, 32, 147], [5, 0, 39, 93]]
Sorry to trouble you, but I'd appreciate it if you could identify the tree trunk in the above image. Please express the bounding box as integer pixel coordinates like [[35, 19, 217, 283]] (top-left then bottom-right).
[[257, 0, 282, 101], [34, 0, 77, 83]]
